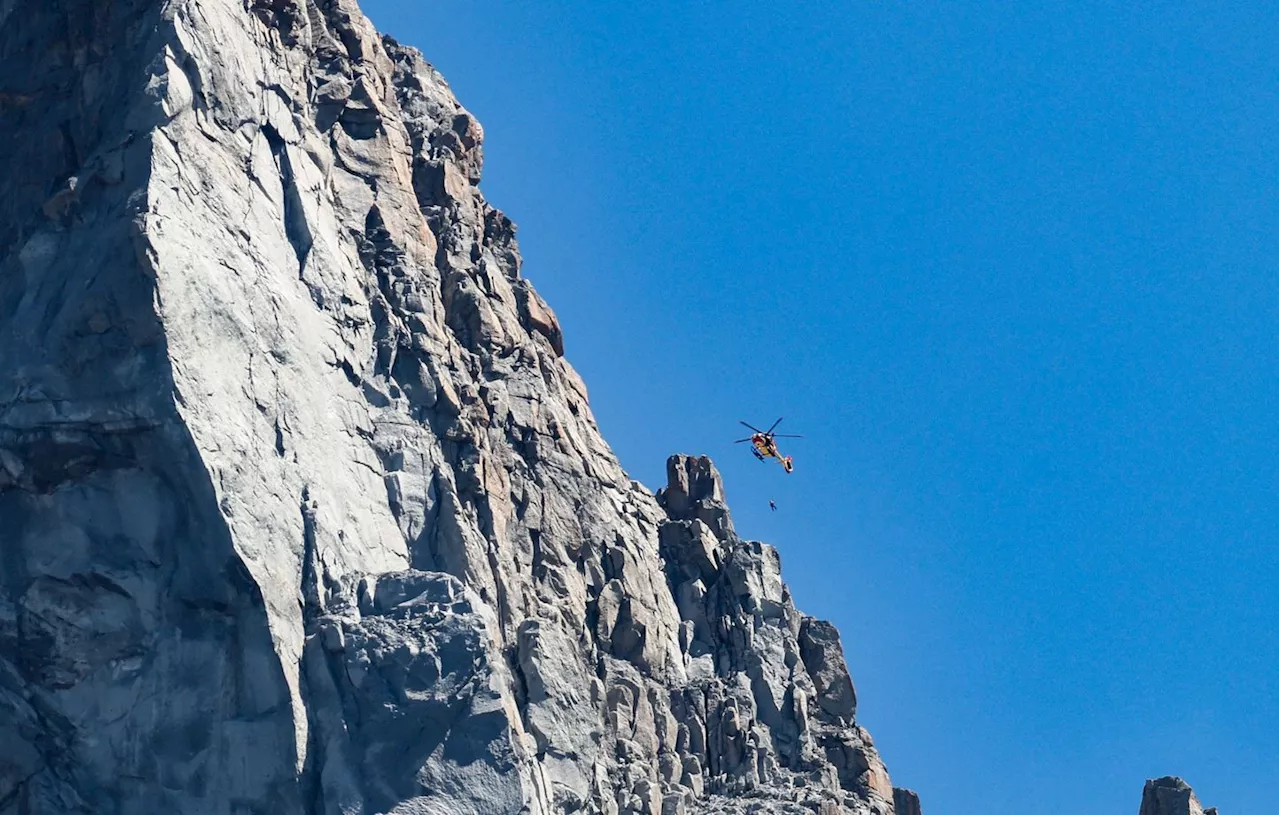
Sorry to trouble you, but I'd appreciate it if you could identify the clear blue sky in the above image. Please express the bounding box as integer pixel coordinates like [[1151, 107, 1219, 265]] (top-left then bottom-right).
[[362, 3, 1275, 812]]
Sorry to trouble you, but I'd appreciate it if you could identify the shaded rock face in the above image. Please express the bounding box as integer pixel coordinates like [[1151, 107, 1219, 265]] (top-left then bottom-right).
[[1139, 777, 1217, 815], [891, 789, 921, 815], [0, 2, 898, 814]]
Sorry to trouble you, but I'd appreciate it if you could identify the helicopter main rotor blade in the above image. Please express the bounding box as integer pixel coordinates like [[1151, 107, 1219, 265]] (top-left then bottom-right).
[[772, 434, 804, 439], [766, 417, 783, 434], [733, 438, 754, 444], [740, 420, 765, 433]]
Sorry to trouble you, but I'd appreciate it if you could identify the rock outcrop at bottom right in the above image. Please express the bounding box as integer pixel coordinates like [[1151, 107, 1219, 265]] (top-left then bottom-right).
[[1139, 777, 1218, 815]]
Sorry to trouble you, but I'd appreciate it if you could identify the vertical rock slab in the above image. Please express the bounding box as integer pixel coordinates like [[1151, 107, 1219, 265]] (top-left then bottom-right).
[[1, 2, 304, 812]]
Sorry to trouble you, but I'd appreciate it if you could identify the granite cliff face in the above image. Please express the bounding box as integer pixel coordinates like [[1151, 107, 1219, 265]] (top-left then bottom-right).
[[0, 1, 902, 813]]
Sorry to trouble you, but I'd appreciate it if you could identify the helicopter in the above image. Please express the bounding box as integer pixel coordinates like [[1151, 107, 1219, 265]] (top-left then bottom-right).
[[734, 418, 803, 473]]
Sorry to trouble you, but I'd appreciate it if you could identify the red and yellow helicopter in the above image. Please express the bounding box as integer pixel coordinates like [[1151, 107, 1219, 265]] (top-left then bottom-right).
[[735, 418, 803, 473]]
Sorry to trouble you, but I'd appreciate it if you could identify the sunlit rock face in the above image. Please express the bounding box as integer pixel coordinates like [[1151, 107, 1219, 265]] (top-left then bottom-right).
[[0, 1, 898, 813]]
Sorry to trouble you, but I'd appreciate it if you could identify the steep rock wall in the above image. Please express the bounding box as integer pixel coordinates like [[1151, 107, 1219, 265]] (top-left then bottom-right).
[[0, 2, 897, 813]]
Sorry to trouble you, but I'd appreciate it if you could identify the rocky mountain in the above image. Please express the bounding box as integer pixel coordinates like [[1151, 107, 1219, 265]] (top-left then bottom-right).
[[1139, 778, 1218, 815], [0, 3, 1223, 815], [0, 1, 911, 813]]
